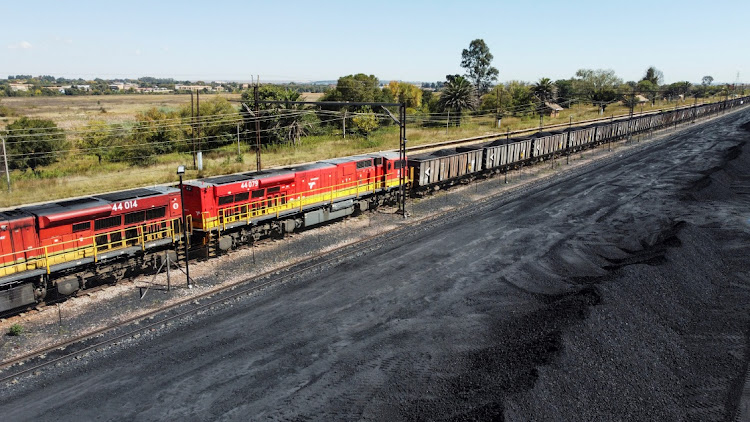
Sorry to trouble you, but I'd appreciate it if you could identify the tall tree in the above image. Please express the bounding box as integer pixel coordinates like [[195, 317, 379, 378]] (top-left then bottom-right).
[[3, 117, 66, 172], [573, 69, 623, 111], [352, 106, 379, 138], [460, 39, 499, 96], [320, 74, 388, 103], [702, 75, 714, 86], [386, 81, 422, 109], [178, 96, 237, 150], [132, 107, 181, 154], [641, 66, 664, 86], [438, 76, 477, 126], [241, 85, 319, 145], [554, 79, 574, 105], [532, 78, 555, 103], [78, 120, 117, 164]]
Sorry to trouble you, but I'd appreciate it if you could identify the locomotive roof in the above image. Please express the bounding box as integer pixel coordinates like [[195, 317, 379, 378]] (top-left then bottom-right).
[[95, 186, 178, 202], [283, 162, 334, 172], [197, 168, 296, 186], [20, 196, 110, 217], [321, 154, 373, 164], [370, 151, 400, 159], [0, 208, 33, 222], [322, 151, 401, 164]]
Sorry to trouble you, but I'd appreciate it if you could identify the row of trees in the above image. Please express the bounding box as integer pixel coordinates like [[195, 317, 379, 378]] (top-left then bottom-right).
[[438, 39, 743, 120], [2, 39, 746, 172], [0, 76, 331, 97], [2, 81, 398, 172]]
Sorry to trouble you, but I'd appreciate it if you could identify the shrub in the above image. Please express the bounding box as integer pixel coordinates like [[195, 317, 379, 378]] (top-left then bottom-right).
[[8, 323, 24, 336]]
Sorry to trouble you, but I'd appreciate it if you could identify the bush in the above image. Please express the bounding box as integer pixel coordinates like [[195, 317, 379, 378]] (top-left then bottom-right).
[[8, 323, 24, 336]]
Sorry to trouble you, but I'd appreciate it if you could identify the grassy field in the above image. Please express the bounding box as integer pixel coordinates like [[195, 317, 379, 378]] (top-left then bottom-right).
[[0, 93, 241, 131], [0, 93, 730, 208]]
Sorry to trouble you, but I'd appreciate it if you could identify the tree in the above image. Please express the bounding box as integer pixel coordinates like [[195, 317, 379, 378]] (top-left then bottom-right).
[[480, 85, 507, 112], [320, 74, 388, 104], [352, 106, 379, 138], [637, 80, 658, 103], [78, 120, 116, 164], [573, 69, 623, 111], [532, 78, 555, 103], [178, 96, 237, 150], [460, 39, 499, 96], [663, 81, 692, 99], [438, 76, 477, 126], [105, 124, 156, 167], [641, 66, 664, 86], [702, 76, 714, 86], [132, 107, 181, 155], [554, 79, 574, 105], [3, 117, 66, 172], [385, 81, 422, 109], [241, 85, 319, 145], [505, 81, 534, 116]]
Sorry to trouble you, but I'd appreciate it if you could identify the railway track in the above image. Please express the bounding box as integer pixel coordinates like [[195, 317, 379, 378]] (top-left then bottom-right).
[[0, 104, 745, 386]]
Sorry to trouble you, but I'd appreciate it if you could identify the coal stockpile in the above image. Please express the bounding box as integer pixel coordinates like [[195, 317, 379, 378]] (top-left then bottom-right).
[[1, 111, 750, 421]]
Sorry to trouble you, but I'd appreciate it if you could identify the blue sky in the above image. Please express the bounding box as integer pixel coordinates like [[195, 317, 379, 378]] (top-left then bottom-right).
[[1, 0, 748, 84]]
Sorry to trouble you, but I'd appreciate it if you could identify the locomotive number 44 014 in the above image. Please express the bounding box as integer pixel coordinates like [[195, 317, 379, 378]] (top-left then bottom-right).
[[112, 200, 138, 211]]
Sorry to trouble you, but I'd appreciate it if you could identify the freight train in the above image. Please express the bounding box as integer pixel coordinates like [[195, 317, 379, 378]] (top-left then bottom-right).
[[0, 97, 747, 313]]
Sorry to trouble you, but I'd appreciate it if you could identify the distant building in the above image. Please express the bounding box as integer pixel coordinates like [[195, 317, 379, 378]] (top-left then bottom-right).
[[174, 84, 212, 92], [108, 83, 138, 91], [9, 83, 30, 92], [543, 102, 564, 118], [635, 95, 649, 105]]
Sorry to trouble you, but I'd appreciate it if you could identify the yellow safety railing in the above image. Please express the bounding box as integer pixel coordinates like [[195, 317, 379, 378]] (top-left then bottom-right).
[[0, 217, 184, 280], [205, 171, 403, 233]]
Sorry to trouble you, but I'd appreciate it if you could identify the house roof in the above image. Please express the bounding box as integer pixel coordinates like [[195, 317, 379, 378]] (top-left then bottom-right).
[[544, 102, 564, 111]]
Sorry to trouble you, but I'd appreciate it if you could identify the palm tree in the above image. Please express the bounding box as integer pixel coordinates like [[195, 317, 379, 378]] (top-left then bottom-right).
[[438, 76, 477, 127], [532, 77, 555, 103], [532, 77, 556, 121]]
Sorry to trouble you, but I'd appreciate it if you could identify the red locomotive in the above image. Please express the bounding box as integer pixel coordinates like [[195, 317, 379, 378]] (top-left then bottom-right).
[[0, 151, 404, 313], [1, 187, 183, 311]]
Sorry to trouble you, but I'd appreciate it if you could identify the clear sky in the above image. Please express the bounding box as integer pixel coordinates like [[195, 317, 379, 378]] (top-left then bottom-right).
[[1, 0, 748, 85]]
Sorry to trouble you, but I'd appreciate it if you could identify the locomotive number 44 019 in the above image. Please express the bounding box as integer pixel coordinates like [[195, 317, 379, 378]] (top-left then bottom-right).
[[112, 200, 138, 211]]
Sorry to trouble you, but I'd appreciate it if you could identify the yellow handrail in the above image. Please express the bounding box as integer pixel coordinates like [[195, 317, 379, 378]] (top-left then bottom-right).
[[202, 172, 401, 231], [0, 217, 182, 278]]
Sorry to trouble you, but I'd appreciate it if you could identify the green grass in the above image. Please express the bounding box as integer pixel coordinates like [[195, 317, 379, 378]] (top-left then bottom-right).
[[0, 95, 733, 208]]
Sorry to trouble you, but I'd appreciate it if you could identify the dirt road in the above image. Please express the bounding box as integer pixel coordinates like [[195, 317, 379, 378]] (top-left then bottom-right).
[[2, 110, 750, 421]]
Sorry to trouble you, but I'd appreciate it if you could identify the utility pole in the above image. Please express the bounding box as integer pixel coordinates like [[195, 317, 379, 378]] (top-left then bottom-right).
[[190, 91, 196, 169], [693, 93, 698, 123], [628, 87, 635, 142], [343, 109, 347, 139], [567, 115, 572, 165], [496, 85, 501, 128], [254, 76, 261, 171], [1, 135, 10, 191], [539, 109, 543, 130], [196, 90, 200, 148], [237, 122, 241, 157], [399, 103, 407, 218], [446, 110, 450, 134]]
